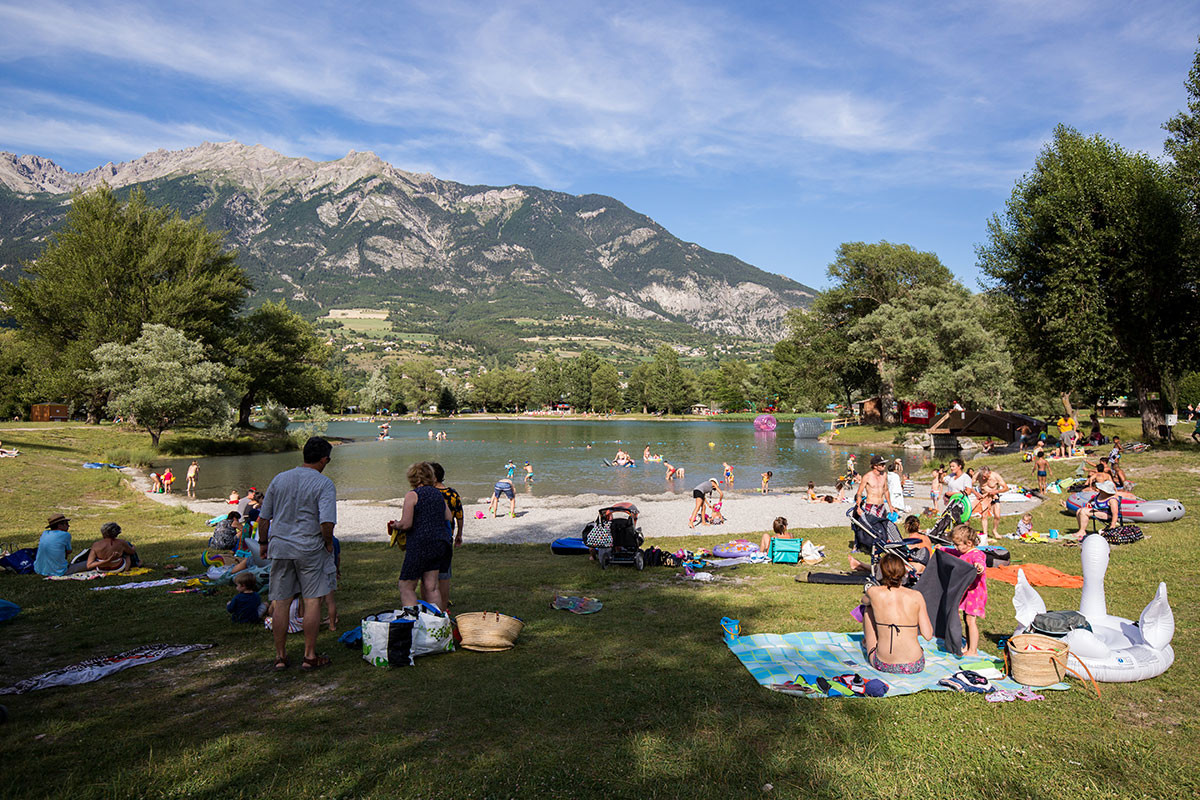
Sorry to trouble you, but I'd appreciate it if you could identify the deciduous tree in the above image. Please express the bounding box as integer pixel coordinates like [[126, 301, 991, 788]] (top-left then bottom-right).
[[2, 186, 249, 422], [88, 324, 226, 447], [979, 125, 1195, 440]]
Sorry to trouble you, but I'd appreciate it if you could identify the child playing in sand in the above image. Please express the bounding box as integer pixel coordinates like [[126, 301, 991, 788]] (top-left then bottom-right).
[[1032, 450, 1051, 492], [227, 572, 266, 623], [807, 481, 818, 502], [942, 524, 987, 656], [760, 516, 789, 554], [835, 480, 848, 503], [760, 471, 772, 494]]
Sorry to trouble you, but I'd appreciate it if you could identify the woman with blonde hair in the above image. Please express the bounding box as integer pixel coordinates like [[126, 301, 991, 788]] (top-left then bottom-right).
[[394, 461, 451, 615]]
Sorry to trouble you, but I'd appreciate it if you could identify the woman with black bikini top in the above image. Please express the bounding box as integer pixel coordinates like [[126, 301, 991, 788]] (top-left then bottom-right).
[[861, 553, 933, 674]]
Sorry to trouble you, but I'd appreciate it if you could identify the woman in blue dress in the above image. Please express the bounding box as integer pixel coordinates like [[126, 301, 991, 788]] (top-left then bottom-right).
[[395, 461, 451, 614]]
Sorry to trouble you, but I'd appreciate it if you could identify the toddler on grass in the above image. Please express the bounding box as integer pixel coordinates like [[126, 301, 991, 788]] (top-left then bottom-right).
[[227, 572, 266, 624]]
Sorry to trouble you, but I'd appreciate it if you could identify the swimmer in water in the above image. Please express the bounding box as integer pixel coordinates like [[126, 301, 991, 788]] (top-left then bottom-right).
[[664, 460, 684, 480], [760, 471, 772, 494], [723, 462, 734, 487], [523, 461, 534, 483]]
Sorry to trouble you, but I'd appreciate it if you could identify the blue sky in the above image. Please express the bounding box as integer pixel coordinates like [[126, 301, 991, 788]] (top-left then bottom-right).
[[0, 1, 1196, 289]]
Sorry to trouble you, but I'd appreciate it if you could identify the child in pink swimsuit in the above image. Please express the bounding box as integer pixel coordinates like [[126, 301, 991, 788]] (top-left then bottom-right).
[[942, 524, 987, 656]]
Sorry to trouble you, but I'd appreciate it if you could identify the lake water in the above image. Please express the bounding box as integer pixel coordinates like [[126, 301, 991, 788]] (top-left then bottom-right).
[[163, 419, 938, 504]]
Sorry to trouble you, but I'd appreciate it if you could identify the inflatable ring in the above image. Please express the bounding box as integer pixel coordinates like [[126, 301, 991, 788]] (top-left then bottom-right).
[[712, 540, 760, 558]]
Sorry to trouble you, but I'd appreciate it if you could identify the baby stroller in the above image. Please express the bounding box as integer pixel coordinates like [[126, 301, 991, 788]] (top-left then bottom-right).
[[583, 502, 645, 570], [846, 506, 929, 585], [927, 492, 972, 546]]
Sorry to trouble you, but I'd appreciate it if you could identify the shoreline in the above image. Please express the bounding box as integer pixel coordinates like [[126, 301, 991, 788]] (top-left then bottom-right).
[[130, 470, 1043, 546]]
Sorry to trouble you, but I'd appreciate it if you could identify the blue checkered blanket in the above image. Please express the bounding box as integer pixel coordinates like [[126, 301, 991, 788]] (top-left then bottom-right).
[[724, 625, 1066, 698]]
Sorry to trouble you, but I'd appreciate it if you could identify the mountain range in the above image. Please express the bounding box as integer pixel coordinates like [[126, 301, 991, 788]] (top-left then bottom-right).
[[0, 142, 815, 360]]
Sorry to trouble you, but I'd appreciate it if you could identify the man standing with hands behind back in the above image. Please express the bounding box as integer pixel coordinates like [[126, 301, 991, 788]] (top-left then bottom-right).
[[259, 437, 337, 671]]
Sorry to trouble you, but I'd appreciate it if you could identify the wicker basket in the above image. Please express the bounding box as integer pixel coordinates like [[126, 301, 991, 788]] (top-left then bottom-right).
[[1006, 633, 1069, 687], [455, 611, 524, 652]]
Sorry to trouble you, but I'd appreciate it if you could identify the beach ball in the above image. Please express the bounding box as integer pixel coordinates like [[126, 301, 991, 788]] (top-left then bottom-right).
[[708, 442, 715, 448]]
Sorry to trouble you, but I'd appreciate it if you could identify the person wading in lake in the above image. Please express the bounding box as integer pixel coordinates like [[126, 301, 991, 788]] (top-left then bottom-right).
[[855, 455, 894, 519], [258, 437, 338, 671]]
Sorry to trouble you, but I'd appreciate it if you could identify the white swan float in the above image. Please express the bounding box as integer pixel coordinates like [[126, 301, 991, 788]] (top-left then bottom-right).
[[1013, 534, 1175, 682]]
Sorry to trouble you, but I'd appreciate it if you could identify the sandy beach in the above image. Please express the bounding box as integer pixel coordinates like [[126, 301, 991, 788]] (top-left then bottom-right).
[[133, 472, 1042, 545]]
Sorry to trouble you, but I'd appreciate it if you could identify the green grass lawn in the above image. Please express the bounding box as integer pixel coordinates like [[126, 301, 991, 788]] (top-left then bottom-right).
[[0, 423, 1197, 799]]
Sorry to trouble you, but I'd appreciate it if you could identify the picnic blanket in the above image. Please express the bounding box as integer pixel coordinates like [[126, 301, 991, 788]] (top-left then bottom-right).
[[723, 625, 1066, 699], [988, 564, 1083, 588]]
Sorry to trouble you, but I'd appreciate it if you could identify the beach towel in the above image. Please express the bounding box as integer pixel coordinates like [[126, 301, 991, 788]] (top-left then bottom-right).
[[90, 578, 186, 592], [723, 626, 1065, 699], [913, 548, 977, 658], [551, 595, 603, 614], [0, 643, 213, 695], [988, 564, 1083, 588], [46, 567, 154, 582]]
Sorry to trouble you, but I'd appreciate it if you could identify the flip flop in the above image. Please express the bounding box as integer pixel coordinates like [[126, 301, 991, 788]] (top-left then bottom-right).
[[1014, 688, 1044, 701], [301, 655, 332, 670]]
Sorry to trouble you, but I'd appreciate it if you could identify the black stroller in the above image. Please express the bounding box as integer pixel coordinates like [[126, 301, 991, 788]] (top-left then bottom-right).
[[846, 506, 929, 584], [583, 502, 645, 570]]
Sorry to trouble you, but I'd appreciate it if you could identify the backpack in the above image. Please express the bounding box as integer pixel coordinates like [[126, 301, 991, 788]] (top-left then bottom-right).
[[0, 548, 36, 574], [208, 521, 240, 551], [1031, 610, 1092, 637]]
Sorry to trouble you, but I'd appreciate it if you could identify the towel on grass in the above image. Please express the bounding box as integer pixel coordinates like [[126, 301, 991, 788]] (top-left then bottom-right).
[[90, 578, 186, 591], [47, 567, 154, 582], [988, 564, 1083, 588], [724, 628, 1065, 699], [0, 644, 213, 695]]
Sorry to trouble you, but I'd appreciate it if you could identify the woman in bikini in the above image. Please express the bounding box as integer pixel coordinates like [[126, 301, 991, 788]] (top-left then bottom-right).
[[860, 553, 933, 674]]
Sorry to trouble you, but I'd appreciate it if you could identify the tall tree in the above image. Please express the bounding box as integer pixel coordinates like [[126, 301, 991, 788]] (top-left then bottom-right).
[[979, 125, 1195, 439], [645, 345, 695, 413], [851, 284, 1014, 409], [817, 242, 955, 422], [228, 301, 332, 427], [1164, 38, 1200, 218], [590, 362, 622, 412], [392, 357, 443, 412], [529, 355, 564, 408], [360, 369, 393, 413], [2, 186, 250, 422], [88, 324, 226, 447], [562, 352, 602, 410]]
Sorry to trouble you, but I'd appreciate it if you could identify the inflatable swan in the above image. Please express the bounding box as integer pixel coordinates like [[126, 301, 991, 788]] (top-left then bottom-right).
[[1013, 534, 1174, 682]]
